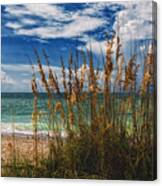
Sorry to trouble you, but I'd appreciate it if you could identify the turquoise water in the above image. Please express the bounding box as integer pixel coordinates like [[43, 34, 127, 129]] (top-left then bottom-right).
[[1, 92, 144, 131], [1, 93, 91, 127], [1, 93, 55, 124]]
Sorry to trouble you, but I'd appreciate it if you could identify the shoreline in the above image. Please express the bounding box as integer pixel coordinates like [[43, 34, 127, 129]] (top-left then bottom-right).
[[1, 122, 67, 138], [1, 122, 46, 134]]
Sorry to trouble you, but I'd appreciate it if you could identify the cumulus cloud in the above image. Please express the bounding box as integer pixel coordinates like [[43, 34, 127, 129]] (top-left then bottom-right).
[[1, 70, 15, 85], [78, 39, 107, 55], [1, 63, 107, 92], [1, 64, 69, 92], [113, 1, 154, 42]]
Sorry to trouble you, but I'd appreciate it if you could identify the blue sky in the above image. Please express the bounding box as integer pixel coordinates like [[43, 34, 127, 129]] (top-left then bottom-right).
[[1, 1, 155, 92]]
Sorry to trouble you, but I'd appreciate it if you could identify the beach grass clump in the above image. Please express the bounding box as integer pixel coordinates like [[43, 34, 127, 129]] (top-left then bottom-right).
[[1, 35, 156, 180]]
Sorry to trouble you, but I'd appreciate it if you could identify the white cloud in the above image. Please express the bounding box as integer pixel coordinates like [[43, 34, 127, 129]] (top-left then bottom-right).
[[5, 22, 22, 29], [1, 64, 68, 92], [1, 70, 15, 85], [5, 4, 68, 22], [16, 15, 105, 39], [4, 4, 107, 41], [2, 64, 33, 73], [23, 4, 73, 22], [1, 63, 107, 92], [113, 1, 154, 43], [20, 18, 37, 25], [78, 39, 107, 55]]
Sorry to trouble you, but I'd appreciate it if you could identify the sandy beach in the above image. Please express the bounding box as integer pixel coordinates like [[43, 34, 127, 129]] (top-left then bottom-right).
[[1, 132, 50, 167]]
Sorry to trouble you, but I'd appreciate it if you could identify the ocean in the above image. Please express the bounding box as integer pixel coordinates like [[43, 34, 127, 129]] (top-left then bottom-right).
[[2, 93, 47, 124], [1, 92, 91, 133], [1, 92, 141, 134], [1, 93, 66, 133]]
